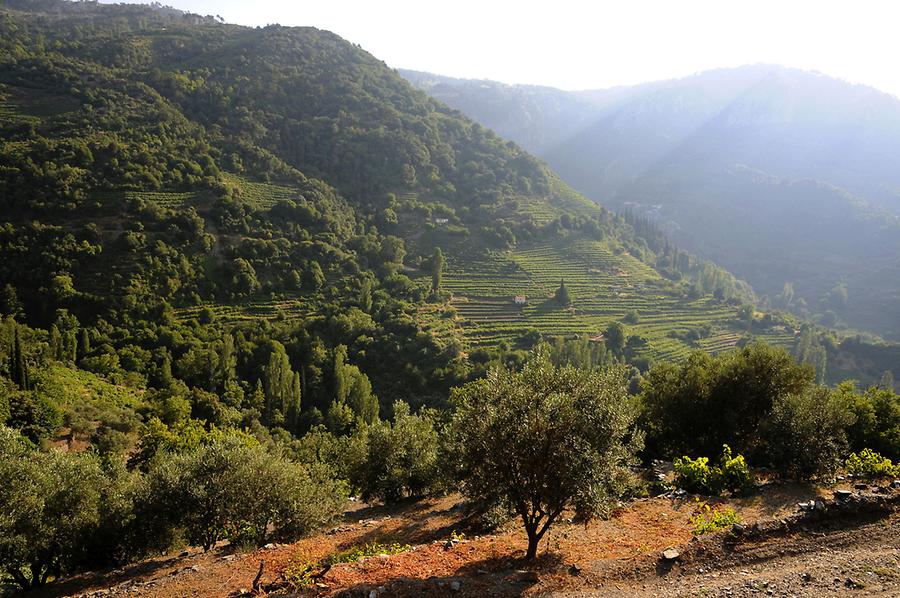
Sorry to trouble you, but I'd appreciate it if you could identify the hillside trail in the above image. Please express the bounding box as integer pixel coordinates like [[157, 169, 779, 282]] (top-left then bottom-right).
[[558, 512, 900, 597], [29, 483, 900, 598]]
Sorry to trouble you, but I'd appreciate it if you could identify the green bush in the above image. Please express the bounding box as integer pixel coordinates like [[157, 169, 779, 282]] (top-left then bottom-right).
[[144, 438, 347, 550], [690, 503, 740, 535], [763, 385, 854, 479], [674, 445, 753, 495], [0, 426, 109, 590], [845, 448, 900, 478], [354, 401, 443, 503], [841, 383, 900, 461], [640, 344, 814, 458]]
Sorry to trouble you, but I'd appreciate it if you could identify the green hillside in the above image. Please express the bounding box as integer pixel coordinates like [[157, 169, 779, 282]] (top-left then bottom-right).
[[1, 3, 900, 593], [0, 0, 802, 391]]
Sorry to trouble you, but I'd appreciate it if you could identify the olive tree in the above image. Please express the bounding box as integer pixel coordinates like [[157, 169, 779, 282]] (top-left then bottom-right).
[[450, 347, 641, 559], [144, 438, 346, 550], [355, 401, 443, 503], [0, 426, 106, 590]]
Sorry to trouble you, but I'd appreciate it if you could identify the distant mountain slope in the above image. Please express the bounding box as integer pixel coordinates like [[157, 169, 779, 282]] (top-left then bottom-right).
[[403, 65, 900, 340], [400, 70, 600, 154]]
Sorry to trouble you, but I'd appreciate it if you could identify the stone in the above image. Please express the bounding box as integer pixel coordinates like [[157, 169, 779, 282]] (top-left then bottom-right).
[[890, 480, 900, 489], [263, 543, 276, 550], [845, 577, 864, 588], [814, 500, 826, 511], [731, 523, 746, 534], [662, 548, 680, 560], [854, 483, 868, 490], [800, 572, 811, 583], [834, 489, 853, 500], [368, 590, 378, 598], [569, 563, 581, 576], [450, 580, 461, 591]]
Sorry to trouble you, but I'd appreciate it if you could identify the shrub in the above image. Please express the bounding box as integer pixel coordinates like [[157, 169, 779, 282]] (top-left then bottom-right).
[[6, 390, 63, 443], [294, 424, 368, 485], [640, 344, 814, 458], [143, 439, 346, 550], [354, 401, 443, 503], [845, 448, 900, 478], [674, 445, 752, 495], [691, 503, 740, 535], [842, 383, 900, 461], [0, 426, 109, 590], [763, 386, 854, 479]]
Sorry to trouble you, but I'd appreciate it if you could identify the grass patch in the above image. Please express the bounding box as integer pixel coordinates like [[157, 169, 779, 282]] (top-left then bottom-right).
[[285, 541, 412, 589]]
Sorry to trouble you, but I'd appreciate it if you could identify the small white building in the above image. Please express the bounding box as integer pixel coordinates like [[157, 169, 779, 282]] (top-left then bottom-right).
[[434, 218, 449, 225], [513, 295, 527, 305]]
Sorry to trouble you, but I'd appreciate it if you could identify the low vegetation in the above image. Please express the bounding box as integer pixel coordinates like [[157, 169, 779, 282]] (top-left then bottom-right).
[[285, 541, 412, 589], [845, 448, 900, 479], [674, 445, 753, 496], [690, 503, 741, 536]]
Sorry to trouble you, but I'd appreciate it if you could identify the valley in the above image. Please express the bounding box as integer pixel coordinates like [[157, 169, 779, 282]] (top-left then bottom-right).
[[0, 2, 898, 597]]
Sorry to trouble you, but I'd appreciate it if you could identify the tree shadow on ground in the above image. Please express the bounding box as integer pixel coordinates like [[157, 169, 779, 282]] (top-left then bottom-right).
[[329, 552, 563, 598], [24, 552, 187, 598], [343, 500, 491, 549], [342, 496, 445, 524]]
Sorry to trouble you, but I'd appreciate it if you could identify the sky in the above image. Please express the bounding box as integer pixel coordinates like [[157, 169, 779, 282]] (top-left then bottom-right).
[[107, 0, 900, 96]]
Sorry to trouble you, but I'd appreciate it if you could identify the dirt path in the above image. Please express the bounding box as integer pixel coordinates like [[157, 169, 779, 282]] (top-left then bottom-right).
[[28, 485, 900, 598], [558, 513, 900, 597]]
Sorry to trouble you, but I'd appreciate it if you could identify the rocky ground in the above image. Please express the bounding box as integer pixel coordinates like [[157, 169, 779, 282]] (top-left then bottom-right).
[[565, 506, 900, 597], [22, 481, 900, 598]]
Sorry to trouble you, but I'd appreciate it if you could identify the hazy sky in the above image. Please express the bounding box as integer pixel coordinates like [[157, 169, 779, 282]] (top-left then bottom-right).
[[111, 0, 900, 95]]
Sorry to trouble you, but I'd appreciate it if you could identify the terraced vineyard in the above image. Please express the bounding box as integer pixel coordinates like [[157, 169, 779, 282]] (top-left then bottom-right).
[[222, 173, 298, 210], [176, 296, 317, 323], [0, 95, 38, 126], [438, 234, 796, 362], [0, 84, 81, 125]]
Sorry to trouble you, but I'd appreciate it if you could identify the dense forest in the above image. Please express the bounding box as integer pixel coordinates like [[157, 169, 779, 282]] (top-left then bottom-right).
[[0, 1, 898, 592]]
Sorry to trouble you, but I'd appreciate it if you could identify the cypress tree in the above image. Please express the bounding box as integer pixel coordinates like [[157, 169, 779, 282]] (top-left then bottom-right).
[[79, 328, 91, 359], [555, 279, 571, 305], [431, 247, 444, 292], [12, 327, 28, 390], [49, 325, 63, 361]]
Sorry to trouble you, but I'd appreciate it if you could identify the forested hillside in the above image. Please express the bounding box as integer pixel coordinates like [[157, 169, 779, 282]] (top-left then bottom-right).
[[1, 2, 900, 593], [403, 65, 900, 341], [0, 0, 809, 411]]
